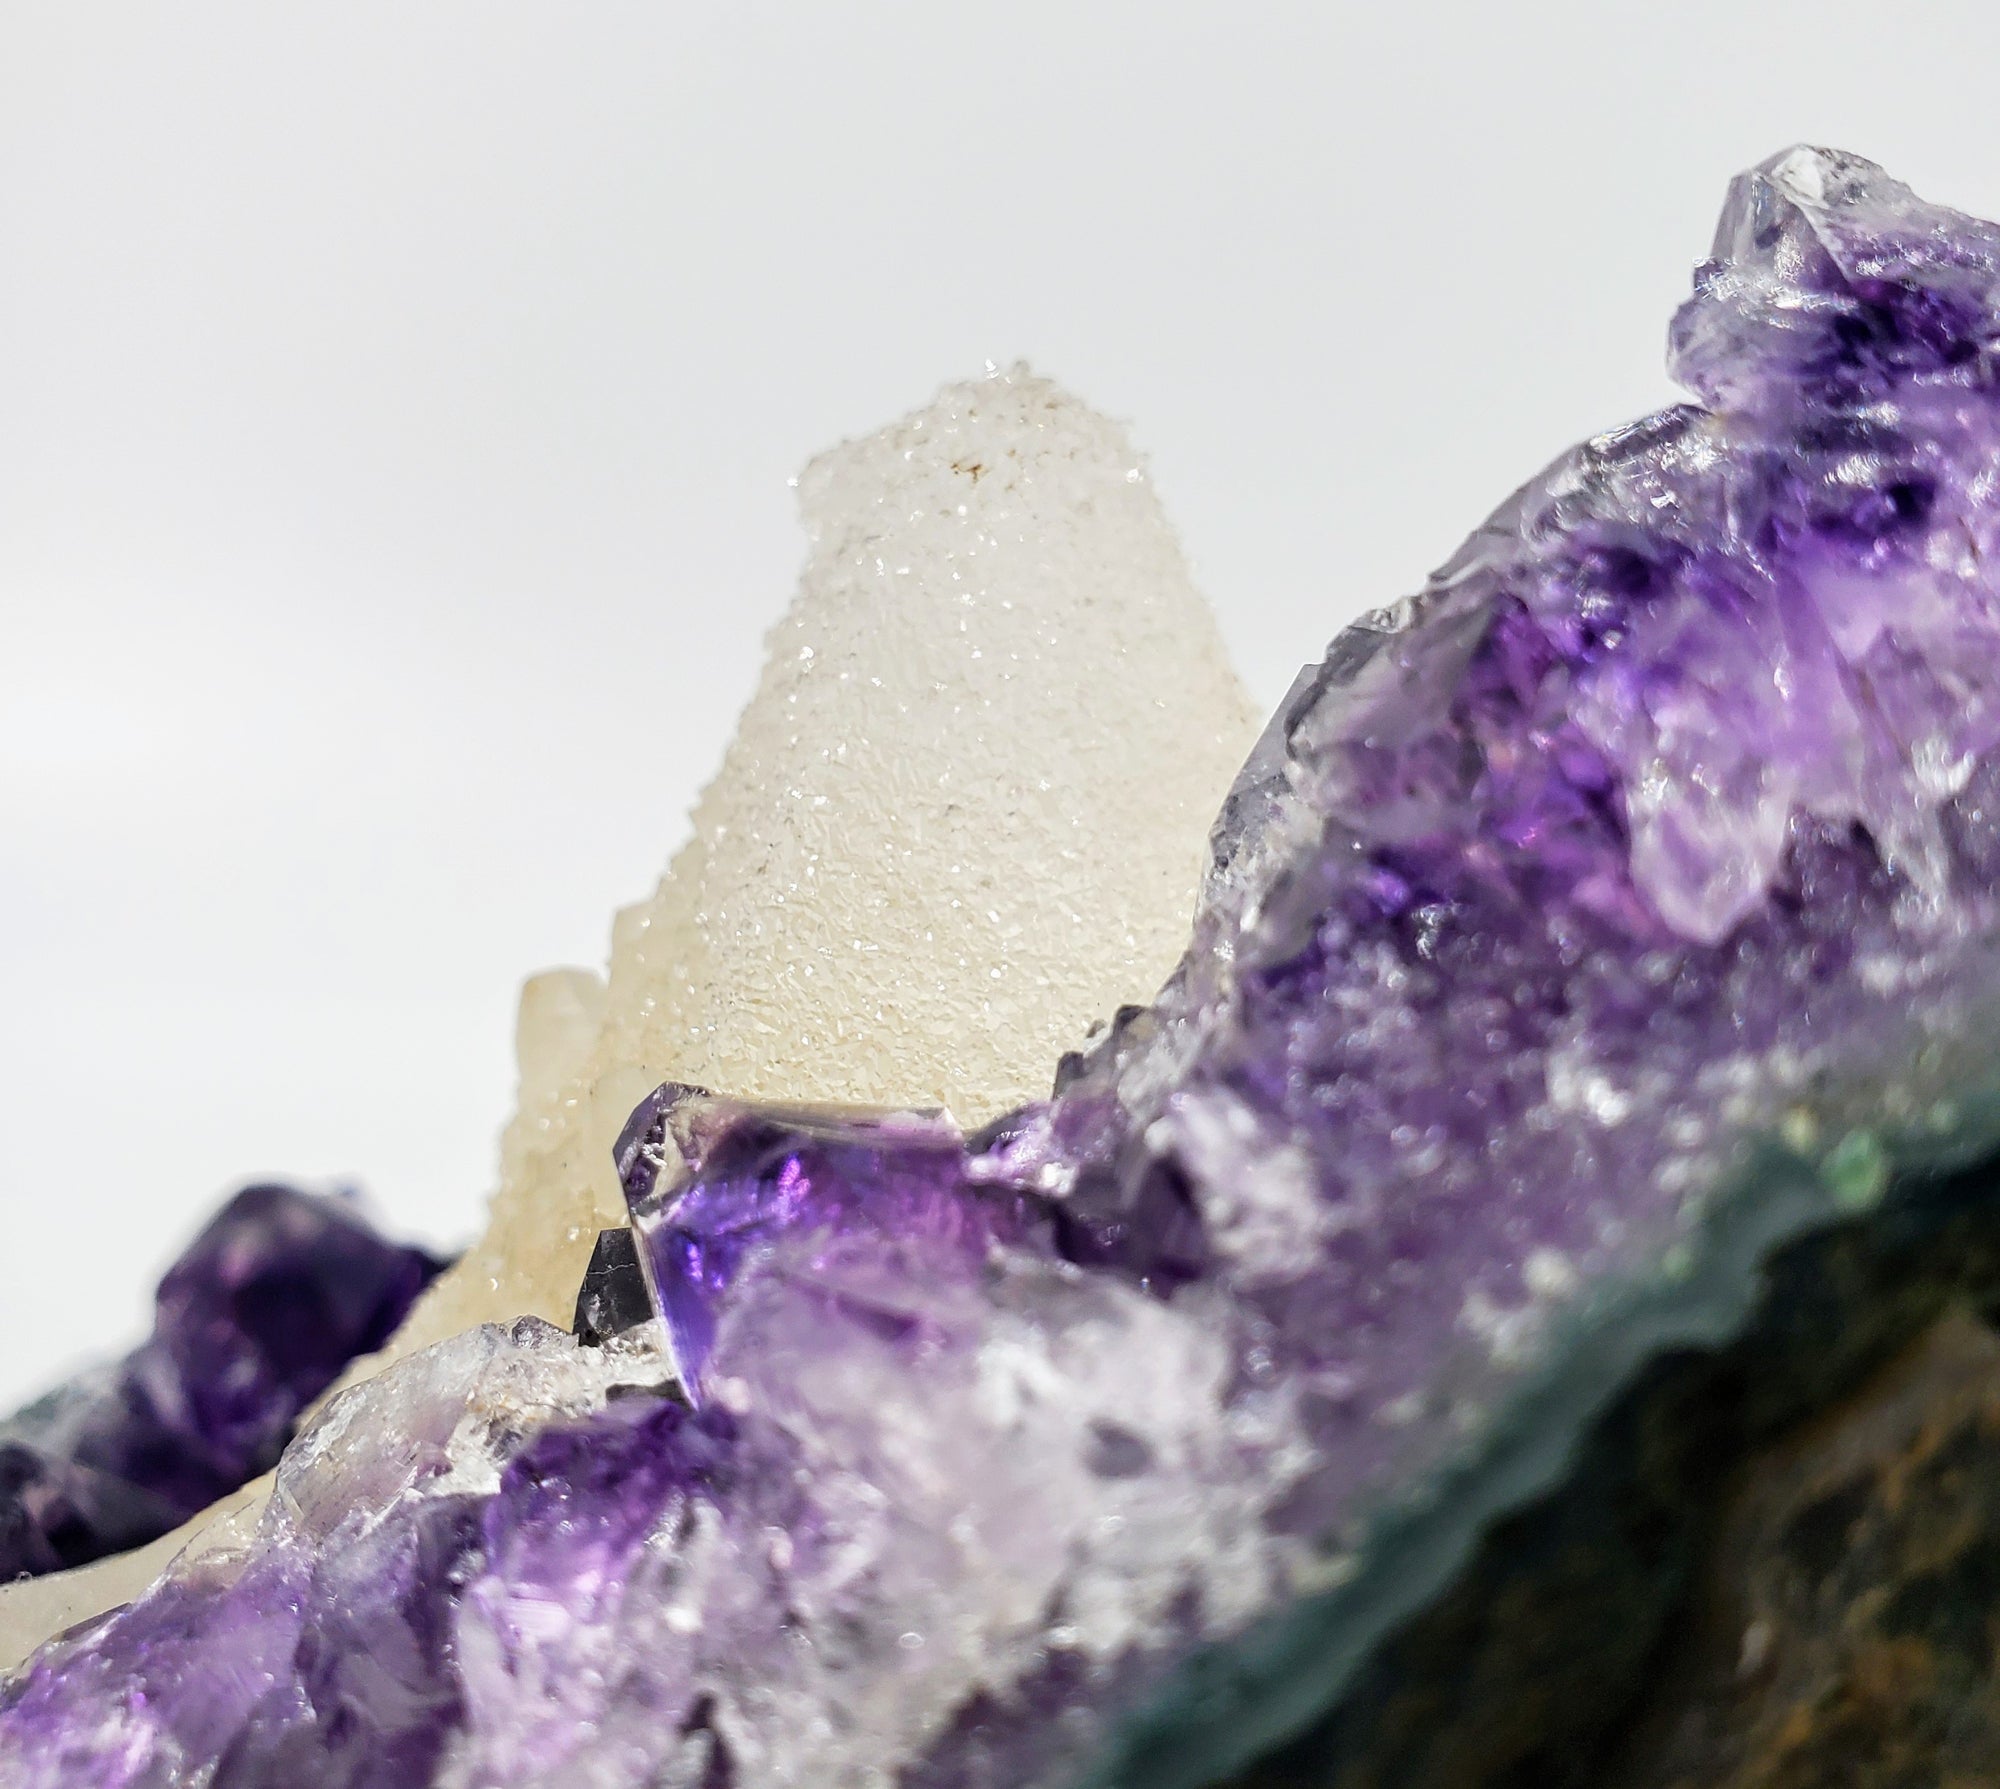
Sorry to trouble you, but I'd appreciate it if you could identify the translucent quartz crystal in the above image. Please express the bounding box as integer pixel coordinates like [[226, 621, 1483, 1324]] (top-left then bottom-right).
[[0, 1318, 666, 1789], [0, 1125, 1299, 1789], [390, 366, 1259, 1359], [26, 148, 2000, 1789], [0, 1186, 440, 1581], [0, 366, 1258, 1673]]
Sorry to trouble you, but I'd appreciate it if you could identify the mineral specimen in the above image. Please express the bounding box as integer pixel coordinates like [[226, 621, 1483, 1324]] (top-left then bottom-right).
[[0, 368, 1261, 1667], [1603, 1307, 2000, 1788], [0, 1318, 658, 1789], [0, 1184, 440, 1584], [568, 1225, 653, 1349], [14, 144, 2000, 1789], [386, 368, 1261, 1364], [1022, 143, 2000, 1783]]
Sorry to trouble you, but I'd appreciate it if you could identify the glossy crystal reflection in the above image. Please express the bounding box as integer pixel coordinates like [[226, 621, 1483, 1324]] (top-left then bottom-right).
[[617, 1086, 1042, 1398], [0, 1185, 443, 1583], [14, 147, 2000, 1788]]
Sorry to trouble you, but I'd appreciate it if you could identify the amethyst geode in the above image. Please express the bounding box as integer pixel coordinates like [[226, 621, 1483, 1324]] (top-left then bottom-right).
[[0, 1185, 442, 1584], [14, 145, 2000, 1787]]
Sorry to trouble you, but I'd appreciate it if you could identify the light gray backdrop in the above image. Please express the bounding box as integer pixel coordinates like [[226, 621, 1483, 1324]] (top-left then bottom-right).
[[3, 1, 1992, 1406]]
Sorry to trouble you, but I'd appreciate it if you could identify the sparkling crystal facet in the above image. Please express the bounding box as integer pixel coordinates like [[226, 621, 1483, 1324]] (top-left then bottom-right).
[[15, 148, 2000, 1789], [0, 1185, 443, 1582]]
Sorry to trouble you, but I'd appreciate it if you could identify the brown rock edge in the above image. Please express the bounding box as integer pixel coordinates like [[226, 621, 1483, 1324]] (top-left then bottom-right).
[[1228, 1152, 2000, 1788]]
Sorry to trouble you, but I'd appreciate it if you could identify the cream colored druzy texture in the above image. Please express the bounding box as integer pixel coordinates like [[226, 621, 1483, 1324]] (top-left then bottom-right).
[[0, 369, 1258, 1672], [393, 366, 1260, 1355]]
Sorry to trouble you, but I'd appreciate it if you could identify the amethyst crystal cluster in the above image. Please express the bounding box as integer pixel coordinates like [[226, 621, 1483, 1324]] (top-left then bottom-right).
[[0, 1185, 441, 1584], [11, 145, 2000, 1787]]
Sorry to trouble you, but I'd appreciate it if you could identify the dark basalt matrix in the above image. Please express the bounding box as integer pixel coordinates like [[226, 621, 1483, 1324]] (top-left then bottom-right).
[[12, 146, 2000, 1787]]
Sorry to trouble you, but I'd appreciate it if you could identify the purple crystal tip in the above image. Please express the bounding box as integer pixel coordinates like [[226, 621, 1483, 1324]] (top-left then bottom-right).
[[21, 147, 2000, 1789], [0, 1183, 445, 1581], [620, 1086, 1041, 1399]]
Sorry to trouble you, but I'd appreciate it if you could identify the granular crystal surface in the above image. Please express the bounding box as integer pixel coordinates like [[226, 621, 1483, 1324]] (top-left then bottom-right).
[[0, 368, 1263, 1674], [17, 148, 2000, 1789], [391, 367, 1261, 1362]]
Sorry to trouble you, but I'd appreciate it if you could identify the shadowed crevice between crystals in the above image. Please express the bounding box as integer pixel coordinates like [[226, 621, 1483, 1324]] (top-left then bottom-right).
[[0, 1184, 445, 1585], [21, 145, 2000, 1789]]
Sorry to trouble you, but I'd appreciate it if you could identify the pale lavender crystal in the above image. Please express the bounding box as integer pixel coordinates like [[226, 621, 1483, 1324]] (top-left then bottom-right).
[[0, 1185, 443, 1583], [592, 1086, 1284, 1788], [14, 146, 2000, 1787], [1000, 145, 2000, 1558], [0, 1319, 626, 1789]]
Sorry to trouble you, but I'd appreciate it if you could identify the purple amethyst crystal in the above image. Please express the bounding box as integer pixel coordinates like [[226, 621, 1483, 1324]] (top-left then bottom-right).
[[617, 1087, 1046, 1398], [17, 146, 2000, 1788], [0, 1184, 443, 1582]]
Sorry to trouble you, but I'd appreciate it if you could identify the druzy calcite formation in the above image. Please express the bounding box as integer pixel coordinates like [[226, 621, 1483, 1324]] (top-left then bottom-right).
[[386, 367, 1261, 1366], [0, 1185, 440, 1585], [16, 145, 2000, 1788], [0, 364, 1263, 1678]]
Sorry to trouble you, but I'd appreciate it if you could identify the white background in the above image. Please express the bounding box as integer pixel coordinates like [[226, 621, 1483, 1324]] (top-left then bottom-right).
[[3, 2, 1996, 1408]]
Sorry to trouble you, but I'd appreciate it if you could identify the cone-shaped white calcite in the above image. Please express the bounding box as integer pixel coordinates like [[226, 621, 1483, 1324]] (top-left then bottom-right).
[[389, 365, 1260, 1355], [0, 368, 1257, 1670]]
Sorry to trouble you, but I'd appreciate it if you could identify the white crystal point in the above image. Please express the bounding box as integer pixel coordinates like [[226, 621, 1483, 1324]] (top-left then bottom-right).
[[395, 365, 1261, 1355], [0, 369, 1255, 1669], [0, 367, 1257, 1670]]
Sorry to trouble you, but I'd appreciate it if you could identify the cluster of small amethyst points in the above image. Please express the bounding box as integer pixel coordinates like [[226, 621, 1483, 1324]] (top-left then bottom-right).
[[12, 147, 2000, 1788]]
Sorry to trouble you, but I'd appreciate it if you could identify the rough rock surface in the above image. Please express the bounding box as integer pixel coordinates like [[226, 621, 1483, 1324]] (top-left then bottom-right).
[[19, 148, 2000, 1789], [1606, 1309, 2000, 1789]]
